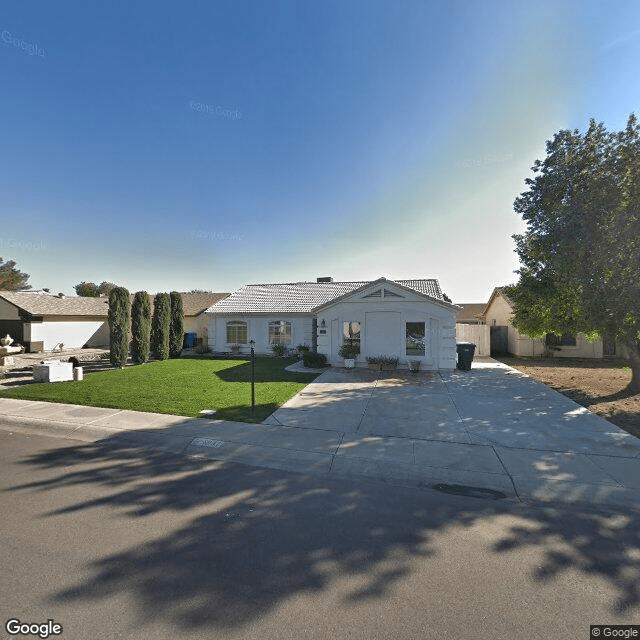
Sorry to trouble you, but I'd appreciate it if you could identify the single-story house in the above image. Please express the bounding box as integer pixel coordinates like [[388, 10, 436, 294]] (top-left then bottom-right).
[[0, 290, 230, 352], [205, 277, 459, 370], [482, 287, 614, 357], [0, 291, 110, 352]]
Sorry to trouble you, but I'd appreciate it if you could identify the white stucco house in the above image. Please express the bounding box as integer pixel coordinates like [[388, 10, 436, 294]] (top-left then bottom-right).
[[205, 277, 460, 370]]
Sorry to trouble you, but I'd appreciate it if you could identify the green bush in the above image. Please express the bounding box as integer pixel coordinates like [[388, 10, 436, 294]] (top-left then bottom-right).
[[169, 291, 184, 358], [108, 287, 130, 367], [131, 291, 151, 364], [302, 351, 328, 368], [271, 343, 286, 357], [338, 343, 360, 359], [151, 293, 170, 360]]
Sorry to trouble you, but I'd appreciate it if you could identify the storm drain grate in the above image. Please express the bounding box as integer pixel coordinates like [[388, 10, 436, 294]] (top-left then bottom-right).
[[433, 483, 507, 500]]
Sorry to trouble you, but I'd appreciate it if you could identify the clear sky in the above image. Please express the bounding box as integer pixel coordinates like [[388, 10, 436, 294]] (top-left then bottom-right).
[[2, 0, 639, 301]]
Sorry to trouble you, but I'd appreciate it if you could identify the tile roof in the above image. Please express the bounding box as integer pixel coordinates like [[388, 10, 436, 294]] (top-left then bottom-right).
[[206, 278, 446, 314]]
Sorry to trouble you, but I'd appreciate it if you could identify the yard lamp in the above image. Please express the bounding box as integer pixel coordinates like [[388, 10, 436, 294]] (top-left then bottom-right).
[[249, 339, 256, 414]]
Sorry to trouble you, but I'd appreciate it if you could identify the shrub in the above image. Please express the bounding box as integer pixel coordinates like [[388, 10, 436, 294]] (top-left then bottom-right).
[[297, 344, 311, 355], [271, 343, 286, 357], [169, 291, 184, 358], [303, 351, 328, 368], [131, 291, 151, 364], [338, 343, 360, 359], [195, 344, 212, 354], [151, 293, 171, 360], [108, 287, 130, 367]]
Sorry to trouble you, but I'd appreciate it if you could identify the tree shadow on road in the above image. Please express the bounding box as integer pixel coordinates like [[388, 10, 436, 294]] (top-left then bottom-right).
[[6, 423, 640, 632]]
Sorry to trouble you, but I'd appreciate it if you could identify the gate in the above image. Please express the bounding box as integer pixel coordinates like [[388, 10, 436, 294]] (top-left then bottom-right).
[[603, 332, 617, 357], [490, 325, 508, 356]]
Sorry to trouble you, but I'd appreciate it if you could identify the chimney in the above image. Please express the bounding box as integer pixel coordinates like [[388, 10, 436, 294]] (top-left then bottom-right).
[[316, 277, 333, 283]]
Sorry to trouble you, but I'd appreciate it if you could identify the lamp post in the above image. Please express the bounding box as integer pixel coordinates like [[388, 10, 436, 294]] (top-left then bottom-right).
[[249, 338, 255, 415]]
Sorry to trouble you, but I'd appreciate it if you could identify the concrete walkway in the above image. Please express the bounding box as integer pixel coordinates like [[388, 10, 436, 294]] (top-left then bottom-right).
[[0, 358, 639, 508]]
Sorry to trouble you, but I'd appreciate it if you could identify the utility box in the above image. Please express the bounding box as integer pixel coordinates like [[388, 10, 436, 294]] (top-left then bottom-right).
[[33, 360, 74, 383]]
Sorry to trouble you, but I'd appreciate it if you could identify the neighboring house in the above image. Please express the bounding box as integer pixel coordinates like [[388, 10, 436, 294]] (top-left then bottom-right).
[[0, 291, 110, 351], [0, 290, 230, 352], [205, 277, 459, 370], [454, 303, 490, 356], [180, 292, 231, 345], [482, 287, 606, 358]]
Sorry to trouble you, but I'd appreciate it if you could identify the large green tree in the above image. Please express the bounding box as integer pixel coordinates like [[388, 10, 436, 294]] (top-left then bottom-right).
[[131, 291, 152, 364], [0, 258, 31, 290], [108, 287, 130, 368], [74, 281, 118, 297], [169, 291, 184, 358], [151, 293, 170, 360], [508, 115, 640, 392]]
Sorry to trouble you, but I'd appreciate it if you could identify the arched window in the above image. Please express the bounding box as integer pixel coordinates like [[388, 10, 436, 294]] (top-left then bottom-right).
[[226, 321, 247, 344], [269, 320, 292, 345]]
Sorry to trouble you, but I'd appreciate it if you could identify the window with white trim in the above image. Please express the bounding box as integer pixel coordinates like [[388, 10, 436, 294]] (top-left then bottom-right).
[[269, 320, 292, 345], [226, 321, 248, 344]]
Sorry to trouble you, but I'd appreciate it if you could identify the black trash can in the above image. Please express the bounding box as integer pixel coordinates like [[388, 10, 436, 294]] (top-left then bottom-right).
[[456, 342, 476, 370]]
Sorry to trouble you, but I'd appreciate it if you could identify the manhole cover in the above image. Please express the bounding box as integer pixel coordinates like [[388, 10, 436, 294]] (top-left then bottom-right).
[[433, 483, 507, 500]]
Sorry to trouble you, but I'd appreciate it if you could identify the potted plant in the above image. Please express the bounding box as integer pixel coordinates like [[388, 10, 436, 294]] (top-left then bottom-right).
[[408, 359, 421, 372], [338, 343, 359, 368], [366, 355, 382, 371], [379, 355, 399, 371], [230, 344, 241, 355]]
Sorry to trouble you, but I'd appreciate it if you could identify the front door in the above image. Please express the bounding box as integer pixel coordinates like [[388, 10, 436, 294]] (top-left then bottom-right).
[[364, 311, 401, 358]]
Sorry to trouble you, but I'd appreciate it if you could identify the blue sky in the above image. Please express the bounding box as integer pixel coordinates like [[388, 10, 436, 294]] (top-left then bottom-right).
[[2, 1, 639, 301]]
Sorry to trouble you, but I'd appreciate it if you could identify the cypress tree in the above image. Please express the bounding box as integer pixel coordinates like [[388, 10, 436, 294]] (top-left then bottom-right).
[[151, 292, 170, 360], [169, 291, 184, 358], [108, 286, 130, 368], [131, 291, 151, 364]]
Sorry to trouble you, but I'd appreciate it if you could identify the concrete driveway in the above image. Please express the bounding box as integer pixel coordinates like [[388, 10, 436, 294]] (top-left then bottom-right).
[[262, 358, 640, 506], [0, 357, 638, 508]]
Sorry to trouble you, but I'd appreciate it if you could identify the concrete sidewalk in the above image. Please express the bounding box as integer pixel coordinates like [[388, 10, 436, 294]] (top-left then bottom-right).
[[0, 357, 639, 508]]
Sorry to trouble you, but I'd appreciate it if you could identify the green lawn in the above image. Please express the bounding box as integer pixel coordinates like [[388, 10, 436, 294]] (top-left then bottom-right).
[[0, 357, 320, 423]]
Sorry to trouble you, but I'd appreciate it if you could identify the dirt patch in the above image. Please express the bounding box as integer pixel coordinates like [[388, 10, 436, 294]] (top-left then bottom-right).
[[497, 357, 640, 439]]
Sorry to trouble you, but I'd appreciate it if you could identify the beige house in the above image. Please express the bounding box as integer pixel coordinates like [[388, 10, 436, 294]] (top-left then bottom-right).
[[0, 291, 110, 352], [482, 287, 606, 358]]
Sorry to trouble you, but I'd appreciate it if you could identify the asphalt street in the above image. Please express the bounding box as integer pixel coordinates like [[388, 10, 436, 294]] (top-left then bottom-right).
[[1, 429, 638, 640]]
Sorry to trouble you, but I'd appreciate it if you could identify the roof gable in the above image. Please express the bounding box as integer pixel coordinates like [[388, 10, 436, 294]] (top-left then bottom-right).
[[482, 287, 514, 317]]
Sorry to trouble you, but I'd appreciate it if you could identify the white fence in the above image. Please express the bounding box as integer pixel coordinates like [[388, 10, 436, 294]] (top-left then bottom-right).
[[455, 324, 490, 357]]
